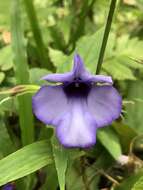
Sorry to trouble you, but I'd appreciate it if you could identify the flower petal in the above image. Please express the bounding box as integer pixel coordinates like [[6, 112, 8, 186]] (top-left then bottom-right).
[[41, 54, 113, 85], [87, 75, 113, 84], [32, 85, 68, 125], [2, 184, 14, 190], [73, 54, 87, 78], [56, 98, 97, 148], [41, 72, 73, 83], [73, 55, 113, 84], [41, 54, 86, 83], [87, 86, 122, 127]]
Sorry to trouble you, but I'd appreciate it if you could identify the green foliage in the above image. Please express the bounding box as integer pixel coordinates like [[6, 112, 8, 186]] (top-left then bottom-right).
[[103, 34, 143, 80], [0, 0, 10, 29], [0, 45, 13, 83], [97, 127, 122, 159], [125, 80, 143, 133], [0, 120, 15, 157], [49, 30, 143, 81], [52, 136, 68, 190], [0, 140, 53, 186], [115, 169, 143, 190], [24, 0, 55, 70], [132, 176, 143, 190], [0, 45, 13, 71], [113, 123, 137, 153], [11, 0, 34, 145], [29, 68, 50, 85], [0, 0, 143, 189], [41, 164, 58, 190]]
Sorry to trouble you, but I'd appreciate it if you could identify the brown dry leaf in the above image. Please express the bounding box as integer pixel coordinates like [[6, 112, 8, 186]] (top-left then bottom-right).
[[123, 0, 136, 5], [2, 31, 11, 44]]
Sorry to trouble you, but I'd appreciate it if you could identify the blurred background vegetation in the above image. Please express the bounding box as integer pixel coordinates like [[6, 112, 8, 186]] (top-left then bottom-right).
[[1, 0, 143, 190]]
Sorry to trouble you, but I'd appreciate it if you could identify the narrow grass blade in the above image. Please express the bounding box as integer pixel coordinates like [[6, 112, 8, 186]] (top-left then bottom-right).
[[52, 136, 68, 190], [11, 0, 34, 145], [0, 119, 15, 157], [23, 0, 55, 71], [0, 140, 53, 186], [96, 0, 117, 74], [41, 165, 58, 190]]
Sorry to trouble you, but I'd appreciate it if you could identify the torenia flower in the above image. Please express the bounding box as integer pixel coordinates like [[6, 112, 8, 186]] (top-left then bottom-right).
[[32, 54, 122, 148]]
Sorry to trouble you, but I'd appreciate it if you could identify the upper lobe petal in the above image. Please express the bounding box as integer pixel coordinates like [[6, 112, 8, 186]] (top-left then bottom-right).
[[87, 86, 122, 127], [41, 72, 73, 83], [86, 75, 113, 84], [73, 54, 113, 84], [73, 54, 87, 78], [41, 54, 113, 85], [32, 85, 68, 125]]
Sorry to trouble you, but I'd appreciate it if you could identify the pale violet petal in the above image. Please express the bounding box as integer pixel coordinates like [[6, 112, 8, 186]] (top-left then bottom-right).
[[87, 75, 113, 84], [73, 55, 113, 84], [73, 54, 87, 78], [87, 86, 122, 127], [41, 72, 73, 83], [32, 85, 68, 125], [56, 98, 97, 148]]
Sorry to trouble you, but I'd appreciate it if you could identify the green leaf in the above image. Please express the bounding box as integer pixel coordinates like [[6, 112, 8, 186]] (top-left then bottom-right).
[[115, 169, 143, 190], [29, 68, 50, 85], [49, 28, 104, 74], [0, 0, 10, 28], [113, 123, 137, 152], [125, 80, 143, 133], [76, 28, 104, 72], [49, 48, 71, 73], [117, 56, 143, 70], [116, 35, 143, 60], [0, 94, 16, 113], [52, 136, 68, 190], [41, 164, 58, 190], [0, 119, 15, 157], [49, 31, 143, 81], [132, 176, 143, 190], [49, 48, 69, 68], [11, 0, 34, 145], [97, 127, 122, 159], [101, 33, 143, 80], [0, 140, 53, 186], [103, 59, 136, 80], [0, 72, 5, 84], [0, 45, 13, 71], [66, 161, 85, 190]]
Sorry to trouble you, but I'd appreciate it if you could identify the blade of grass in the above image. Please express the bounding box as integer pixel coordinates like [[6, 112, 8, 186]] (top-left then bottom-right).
[[11, 0, 34, 145], [23, 0, 55, 71], [52, 136, 68, 190], [0, 119, 15, 156], [96, 0, 117, 74], [0, 140, 53, 186]]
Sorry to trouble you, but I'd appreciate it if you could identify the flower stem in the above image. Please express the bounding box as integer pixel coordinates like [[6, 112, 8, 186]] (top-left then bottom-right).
[[96, 0, 117, 74]]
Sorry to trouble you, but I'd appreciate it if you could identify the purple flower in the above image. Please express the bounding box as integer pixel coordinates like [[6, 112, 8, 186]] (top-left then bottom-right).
[[2, 184, 14, 190], [32, 54, 122, 148]]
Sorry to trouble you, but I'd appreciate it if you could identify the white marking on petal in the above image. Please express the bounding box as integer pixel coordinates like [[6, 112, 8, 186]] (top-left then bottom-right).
[[56, 99, 96, 147]]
